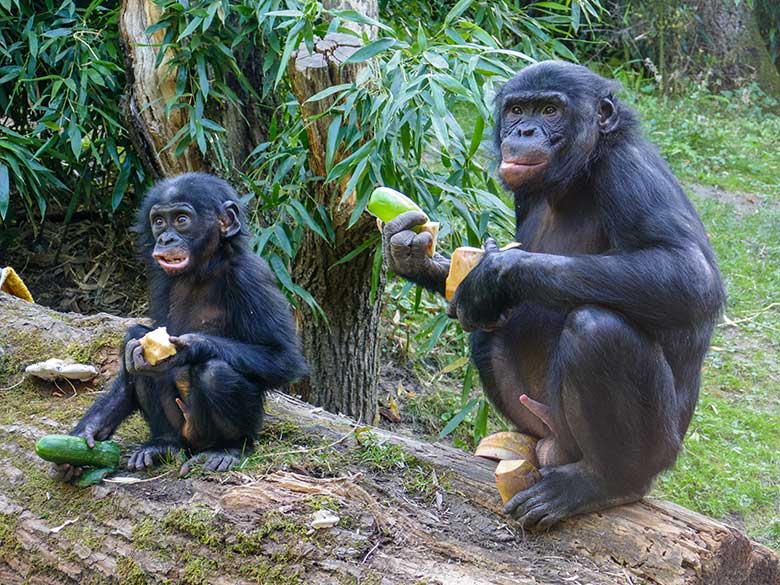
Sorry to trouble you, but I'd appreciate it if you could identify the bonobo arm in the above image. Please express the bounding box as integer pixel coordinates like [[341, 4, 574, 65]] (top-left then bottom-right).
[[382, 211, 450, 295], [71, 373, 138, 445], [450, 239, 723, 332], [71, 325, 149, 444], [170, 334, 307, 388]]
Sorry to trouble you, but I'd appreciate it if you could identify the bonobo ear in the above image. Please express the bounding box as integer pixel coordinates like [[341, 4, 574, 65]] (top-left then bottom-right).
[[598, 97, 619, 134], [219, 201, 241, 238]]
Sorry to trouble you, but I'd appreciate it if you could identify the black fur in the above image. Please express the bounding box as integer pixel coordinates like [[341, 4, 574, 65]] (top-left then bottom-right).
[[448, 62, 725, 527], [69, 173, 307, 475]]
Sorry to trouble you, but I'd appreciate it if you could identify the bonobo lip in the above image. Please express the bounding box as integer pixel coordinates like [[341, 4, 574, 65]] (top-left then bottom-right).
[[153, 252, 191, 274], [499, 159, 549, 186]]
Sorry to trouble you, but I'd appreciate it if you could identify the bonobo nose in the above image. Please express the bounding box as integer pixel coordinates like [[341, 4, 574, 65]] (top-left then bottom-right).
[[159, 233, 176, 245], [521, 127, 536, 137]]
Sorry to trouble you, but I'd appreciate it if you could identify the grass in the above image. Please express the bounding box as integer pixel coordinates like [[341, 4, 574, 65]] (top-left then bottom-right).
[[399, 85, 780, 549]]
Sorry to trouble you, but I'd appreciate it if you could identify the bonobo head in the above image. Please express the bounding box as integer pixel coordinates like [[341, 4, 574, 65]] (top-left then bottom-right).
[[494, 61, 632, 195], [135, 173, 248, 277]]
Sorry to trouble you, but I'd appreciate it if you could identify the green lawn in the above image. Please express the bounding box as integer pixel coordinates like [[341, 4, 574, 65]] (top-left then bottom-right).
[[639, 91, 780, 547]]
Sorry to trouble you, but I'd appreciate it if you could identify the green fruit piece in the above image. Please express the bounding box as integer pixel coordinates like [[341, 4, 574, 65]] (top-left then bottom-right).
[[78, 467, 114, 488], [367, 187, 428, 224], [35, 434, 121, 469]]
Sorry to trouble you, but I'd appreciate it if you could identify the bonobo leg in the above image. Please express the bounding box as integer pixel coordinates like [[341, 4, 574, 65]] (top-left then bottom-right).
[[128, 374, 184, 471], [505, 305, 682, 529], [177, 359, 260, 476]]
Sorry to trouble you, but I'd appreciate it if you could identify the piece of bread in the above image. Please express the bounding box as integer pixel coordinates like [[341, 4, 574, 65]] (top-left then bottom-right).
[[139, 327, 177, 366]]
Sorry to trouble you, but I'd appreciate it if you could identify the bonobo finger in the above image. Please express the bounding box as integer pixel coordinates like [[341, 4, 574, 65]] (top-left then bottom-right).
[[411, 231, 433, 253], [124, 339, 139, 370], [203, 455, 222, 472], [143, 450, 154, 468], [388, 230, 416, 254], [83, 427, 96, 449], [217, 457, 236, 473], [483, 237, 499, 253], [179, 453, 206, 477], [383, 210, 428, 238]]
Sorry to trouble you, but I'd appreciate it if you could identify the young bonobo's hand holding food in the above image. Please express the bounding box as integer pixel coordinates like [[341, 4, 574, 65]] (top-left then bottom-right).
[[37, 434, 120, 487], [138, 326, 177, 366], [52, 173, 308, 484]]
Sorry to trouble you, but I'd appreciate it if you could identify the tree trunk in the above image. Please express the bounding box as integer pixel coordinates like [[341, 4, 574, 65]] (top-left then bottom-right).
[[119, 0, 271, 180], [288, 1, 384, 424], [691, 0, 780, 93], [119, 0, 206, 178], [0, 294, 779, 584]]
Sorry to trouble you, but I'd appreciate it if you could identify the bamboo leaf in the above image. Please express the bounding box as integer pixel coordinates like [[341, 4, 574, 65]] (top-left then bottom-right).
[[437, 398, 478, 440], [342, 38, 396, 65], [0, 163, 9, 220]]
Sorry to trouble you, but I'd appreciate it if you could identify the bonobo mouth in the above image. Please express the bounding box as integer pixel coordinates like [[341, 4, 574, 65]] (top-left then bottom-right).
[[153, 251, 191, 274], [499, 158, 549, 186]]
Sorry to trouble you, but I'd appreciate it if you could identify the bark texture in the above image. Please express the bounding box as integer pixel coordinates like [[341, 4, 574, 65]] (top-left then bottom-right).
[[119, 0, 271, 180], [0, 294, 778, 584], [691, 0, 780, 93], [288, 0, 385, 424], [119, 0, 205, 178]]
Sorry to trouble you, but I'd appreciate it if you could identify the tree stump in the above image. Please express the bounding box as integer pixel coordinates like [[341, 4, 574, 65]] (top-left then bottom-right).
[[287, 1, 386, 425]]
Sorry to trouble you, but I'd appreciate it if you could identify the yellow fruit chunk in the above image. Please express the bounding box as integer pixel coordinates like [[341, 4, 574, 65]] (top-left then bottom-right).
[[139, 327, 177, 366], [474, 431, 539, 468], [495, 459, 541, 504]]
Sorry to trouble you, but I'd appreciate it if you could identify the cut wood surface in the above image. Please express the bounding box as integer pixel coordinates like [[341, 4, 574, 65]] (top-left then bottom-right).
[[0, 294, 777, 584]]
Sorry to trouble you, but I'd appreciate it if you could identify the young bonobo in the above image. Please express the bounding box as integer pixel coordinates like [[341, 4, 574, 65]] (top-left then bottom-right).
[[383, 62, 725, 528], [55, 173, 307, 480]]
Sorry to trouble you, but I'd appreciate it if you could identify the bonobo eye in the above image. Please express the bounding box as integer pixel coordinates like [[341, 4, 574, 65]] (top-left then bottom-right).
[[175, 214, 190, 227], [152, 216, 164, 228], [510, 105, 523, 116], [542, 105, 558, 116]]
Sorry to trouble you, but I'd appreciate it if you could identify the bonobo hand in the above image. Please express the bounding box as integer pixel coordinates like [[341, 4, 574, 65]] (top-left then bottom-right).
[[124, 334, 197, 374], [382, 210, 450, 294], [447, 238, 514, 332]]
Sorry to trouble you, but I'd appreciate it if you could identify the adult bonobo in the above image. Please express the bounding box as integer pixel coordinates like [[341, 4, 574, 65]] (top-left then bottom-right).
[[382, 62, 724, 528], [55, 173, 307, 480]]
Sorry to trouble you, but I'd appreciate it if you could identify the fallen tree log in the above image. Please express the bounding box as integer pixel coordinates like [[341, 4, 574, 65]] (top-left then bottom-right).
[[0, 294, 777, 584]]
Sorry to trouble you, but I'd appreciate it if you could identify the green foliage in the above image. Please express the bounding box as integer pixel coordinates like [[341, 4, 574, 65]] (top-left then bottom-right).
[[0, 0, 146, 226], [630, 83, 780, 194]]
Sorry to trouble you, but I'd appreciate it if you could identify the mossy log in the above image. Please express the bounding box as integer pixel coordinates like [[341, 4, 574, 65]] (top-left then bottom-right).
[[0, 294, 778, 584]]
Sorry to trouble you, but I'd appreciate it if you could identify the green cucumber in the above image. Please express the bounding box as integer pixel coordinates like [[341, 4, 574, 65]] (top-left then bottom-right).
[[367, 187, 427, 224], [35, 434, 121, 469], [78, 467, 114, 488]]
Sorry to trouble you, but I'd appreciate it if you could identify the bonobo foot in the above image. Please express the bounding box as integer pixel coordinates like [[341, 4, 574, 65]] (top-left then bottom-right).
[[179, 448, 243, 477], [127, 442, 182, 471], [504, 462, 643, 530]]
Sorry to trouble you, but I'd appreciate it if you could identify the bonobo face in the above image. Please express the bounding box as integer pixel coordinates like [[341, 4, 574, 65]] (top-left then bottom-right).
[[498, 90, 568, 189], [149, 202, 198, 275], [494, 62, 620, 194]]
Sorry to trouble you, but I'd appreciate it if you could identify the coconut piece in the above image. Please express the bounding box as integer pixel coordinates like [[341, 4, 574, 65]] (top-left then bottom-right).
[[25, 359, 98, 382], [474, 431, 539, 467], [445, 246, 483, 301], [310, 509, 339, 529], [445, 243, 523, 301], [494, 459, 541, 504], [419, 221, 439, 257], [139, 327, 177, 366]]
